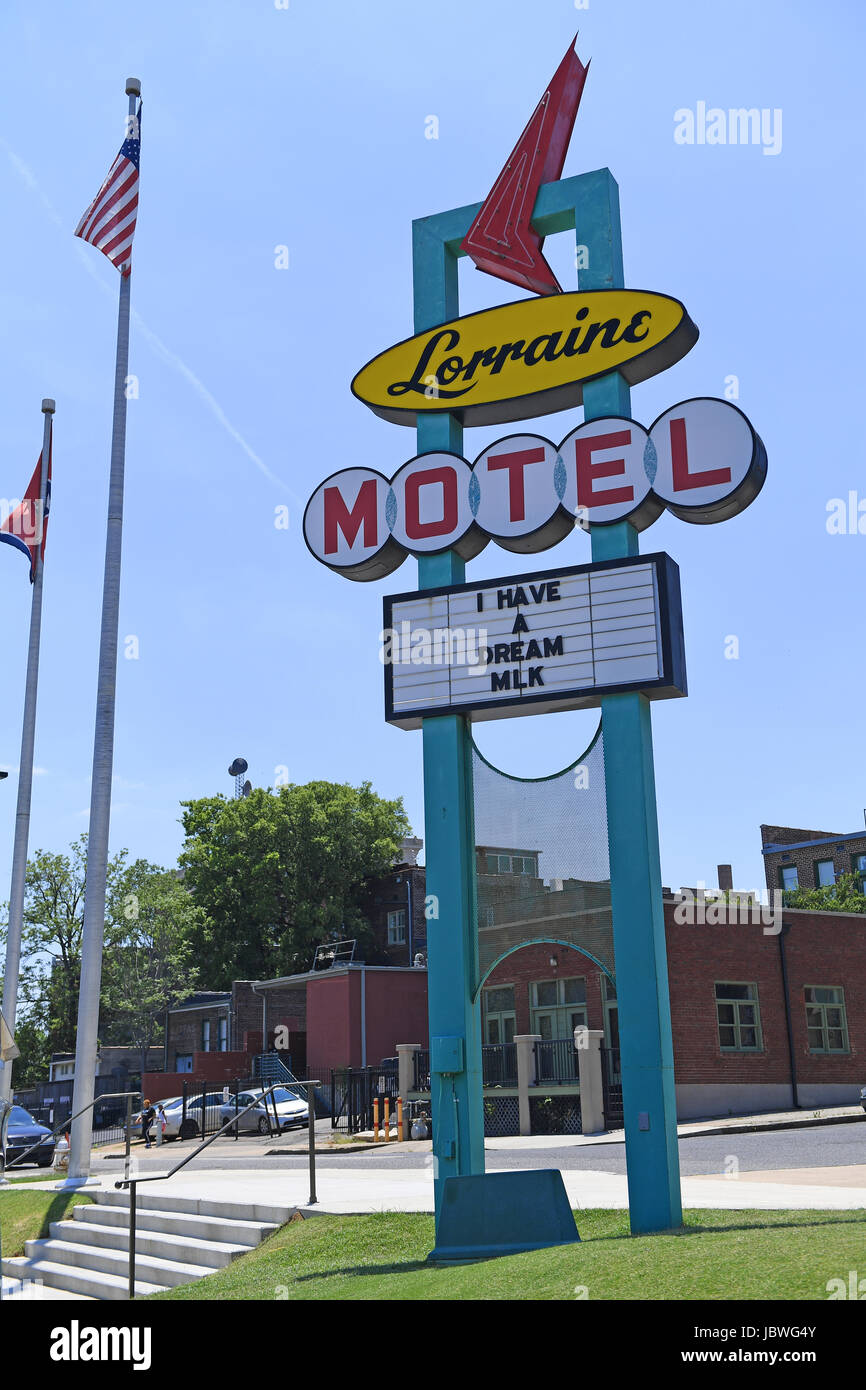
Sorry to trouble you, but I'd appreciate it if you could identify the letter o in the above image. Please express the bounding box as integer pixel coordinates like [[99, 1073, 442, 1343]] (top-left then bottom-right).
[[390, 453, 485, 559]]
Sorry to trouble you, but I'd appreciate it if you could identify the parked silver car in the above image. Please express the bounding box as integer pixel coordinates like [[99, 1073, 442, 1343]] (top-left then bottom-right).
[[219, 1087, 308, 1135]]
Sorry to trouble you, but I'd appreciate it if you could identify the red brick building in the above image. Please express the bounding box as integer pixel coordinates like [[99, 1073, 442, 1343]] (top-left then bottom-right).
[[761, 822, 866, 894], [479, 895, 866, 1117], [152, 834, 866, 1120]]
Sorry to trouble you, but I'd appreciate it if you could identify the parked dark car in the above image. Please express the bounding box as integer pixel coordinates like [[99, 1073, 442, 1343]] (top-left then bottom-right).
[[4, 1105, 56, 1167]]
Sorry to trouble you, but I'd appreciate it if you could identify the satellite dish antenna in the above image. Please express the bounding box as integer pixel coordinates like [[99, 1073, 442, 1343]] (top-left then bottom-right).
[[228, 757, 249, 799], [242, 780, 252, 798]]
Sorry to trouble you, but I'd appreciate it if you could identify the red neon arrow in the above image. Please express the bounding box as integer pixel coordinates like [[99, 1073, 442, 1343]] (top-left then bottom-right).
[[461, 37, 589, 297]]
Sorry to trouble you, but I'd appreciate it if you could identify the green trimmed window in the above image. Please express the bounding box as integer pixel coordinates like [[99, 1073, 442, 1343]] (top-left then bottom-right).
[[779, 864, 799, 891], [853, 854, 866, 893], [805, 986, 849, 1053], [530, 976, 587, 1040], [715, 982, 762, 1051], [482, 986, 516, 1045], [485, 852, 538, 876]]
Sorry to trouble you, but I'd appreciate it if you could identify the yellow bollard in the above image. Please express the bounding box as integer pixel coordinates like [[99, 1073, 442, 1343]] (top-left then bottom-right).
[[383, 1097, 390, 1141], [397, 1096, 404, 1142], [373, 1097, 379, 1142]]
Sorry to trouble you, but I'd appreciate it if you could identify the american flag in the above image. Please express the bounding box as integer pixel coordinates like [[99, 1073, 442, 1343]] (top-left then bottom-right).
[[75, 101, 141, 275]]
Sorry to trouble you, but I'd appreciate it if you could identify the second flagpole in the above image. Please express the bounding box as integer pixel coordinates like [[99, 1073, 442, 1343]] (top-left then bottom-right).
[[67, 78, 140, 1184], [0, 399, 54, 1109]]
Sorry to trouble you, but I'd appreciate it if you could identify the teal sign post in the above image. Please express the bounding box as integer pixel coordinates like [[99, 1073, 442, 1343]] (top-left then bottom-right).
[[303, 50, 767, 1258], [413, 170, 683, 1240]]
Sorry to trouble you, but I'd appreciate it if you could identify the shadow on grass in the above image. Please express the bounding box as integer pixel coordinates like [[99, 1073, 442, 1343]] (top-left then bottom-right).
[[282, 1211, 866, 1284], [37, 1193, 88, 1240], [294, 1258, 431, 1283], [583, 1213, 866, 1243]]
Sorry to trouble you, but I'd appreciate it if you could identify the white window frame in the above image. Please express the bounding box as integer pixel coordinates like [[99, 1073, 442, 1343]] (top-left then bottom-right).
[[387, 909, 407, 945]]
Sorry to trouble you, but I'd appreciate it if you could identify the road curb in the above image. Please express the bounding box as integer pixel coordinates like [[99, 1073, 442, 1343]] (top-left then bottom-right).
[[679, 1112, 866, 1141]]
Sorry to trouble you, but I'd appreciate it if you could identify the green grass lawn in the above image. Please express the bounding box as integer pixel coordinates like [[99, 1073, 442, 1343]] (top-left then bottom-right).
[[152, 1208, 866, 1301], [0, 1190, 94, 1257]]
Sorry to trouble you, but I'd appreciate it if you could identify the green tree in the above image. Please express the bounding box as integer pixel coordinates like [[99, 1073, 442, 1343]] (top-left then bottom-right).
[[1, 836, 131, 1054], [101, 863, 205, 1072], [179, 781, 410, 984], [3, 1006, 52, 1089], [783, 872, 866, 914]]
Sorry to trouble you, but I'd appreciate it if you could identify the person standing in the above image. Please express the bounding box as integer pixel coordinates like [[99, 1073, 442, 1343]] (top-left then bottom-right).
[[140, 1098, 155, 1149]]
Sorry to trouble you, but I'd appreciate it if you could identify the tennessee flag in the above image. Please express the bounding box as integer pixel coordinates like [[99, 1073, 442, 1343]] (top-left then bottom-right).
[[0, 435, 52, 582]]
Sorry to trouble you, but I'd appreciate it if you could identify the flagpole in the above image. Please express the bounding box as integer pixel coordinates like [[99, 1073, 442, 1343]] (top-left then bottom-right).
[[67, 78, 140, 1184], [0, 399, 54, 1107]]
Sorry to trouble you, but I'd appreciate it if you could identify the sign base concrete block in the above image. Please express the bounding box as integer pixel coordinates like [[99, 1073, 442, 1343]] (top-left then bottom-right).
[[427, 1169, 580, 1264]]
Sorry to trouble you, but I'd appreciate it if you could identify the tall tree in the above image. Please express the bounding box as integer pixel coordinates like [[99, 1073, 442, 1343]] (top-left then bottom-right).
[[179, 781, 410, 984], [0, 836, 130, 1054], [101, 862, 205, 1072]]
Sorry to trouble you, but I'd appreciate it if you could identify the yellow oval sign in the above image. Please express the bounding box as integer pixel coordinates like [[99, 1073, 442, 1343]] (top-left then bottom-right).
[[352, 289, 698, 428]]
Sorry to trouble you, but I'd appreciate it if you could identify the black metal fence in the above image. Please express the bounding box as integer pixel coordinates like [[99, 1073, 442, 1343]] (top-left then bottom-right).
[[20, 1084, 141, 1150], [413, 1049, 431, 1092], [409, 1044, 518, 1093], [534, 1038, 579, 1085], [329, 1064, 399, 1134], [482, 1043, 517, 1087], [601, 1045, 623, 1129]]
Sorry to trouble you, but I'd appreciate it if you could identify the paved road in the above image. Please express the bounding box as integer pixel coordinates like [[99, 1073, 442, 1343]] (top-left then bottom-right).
[[76, 1118, 866, 1178]]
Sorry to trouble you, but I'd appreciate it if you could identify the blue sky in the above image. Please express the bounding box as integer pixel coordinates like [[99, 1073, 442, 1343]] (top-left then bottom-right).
[[0, 0, 863, 900]]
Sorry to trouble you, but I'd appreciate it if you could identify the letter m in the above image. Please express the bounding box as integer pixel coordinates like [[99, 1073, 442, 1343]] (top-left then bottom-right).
[[323, 480, 378, 555]]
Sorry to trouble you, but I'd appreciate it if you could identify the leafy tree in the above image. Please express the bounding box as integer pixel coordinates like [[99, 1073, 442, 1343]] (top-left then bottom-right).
[[101, 863, 205, 1073], [783, 872, 866, 914], [3, 1007, 52, 1089], [1, 836, 131, 1054], [179, 781, 410, 984]]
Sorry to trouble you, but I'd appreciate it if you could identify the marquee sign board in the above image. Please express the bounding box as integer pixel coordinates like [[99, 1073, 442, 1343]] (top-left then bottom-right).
[[382, 552, 686, 729], [351, 289, 699, 428], [303, 397, 767, 580]]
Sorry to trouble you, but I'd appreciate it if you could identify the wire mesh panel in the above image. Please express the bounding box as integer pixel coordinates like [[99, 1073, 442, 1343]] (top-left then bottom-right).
[[472, 723, 615, 986], [482, 1094, 521, 1137], [529, 1094, 582, 1135]]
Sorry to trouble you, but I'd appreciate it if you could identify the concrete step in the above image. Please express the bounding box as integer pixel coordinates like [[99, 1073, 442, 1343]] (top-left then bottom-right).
[[75, 1200, 276, 1246], [1, 1271, 94, 1301], [51, 1218, 248, 1269], [95, 1187, 295, 1226], [1, 1255, 166, 1301], [24, 1237, 206, 1289]]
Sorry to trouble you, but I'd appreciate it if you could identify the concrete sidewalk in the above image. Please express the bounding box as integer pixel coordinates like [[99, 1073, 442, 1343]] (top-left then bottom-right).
[[6, 1161, 866, 1214]]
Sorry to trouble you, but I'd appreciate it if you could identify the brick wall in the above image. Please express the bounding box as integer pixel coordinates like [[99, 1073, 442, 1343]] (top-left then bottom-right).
[[167, 1005, 229, 1063], [485, 942, 608, 1035], [760, 823, 866, 893], [231, 980, 306, 1051], [142, 1051, 253, 1100], [482, 902, 866, 1092], [363, 866, 427, 966]]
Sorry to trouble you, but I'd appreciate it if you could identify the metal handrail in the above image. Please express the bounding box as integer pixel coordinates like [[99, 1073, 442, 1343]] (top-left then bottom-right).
[[0, 1089, 140, 1176], [0, 1089, 140, 1305], [114, 1080, 321, 1299]]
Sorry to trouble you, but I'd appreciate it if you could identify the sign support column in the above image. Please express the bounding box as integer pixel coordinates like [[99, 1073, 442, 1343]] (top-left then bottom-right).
[[412, 218, 485, 1224], [577, 174, 683, 1233]]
